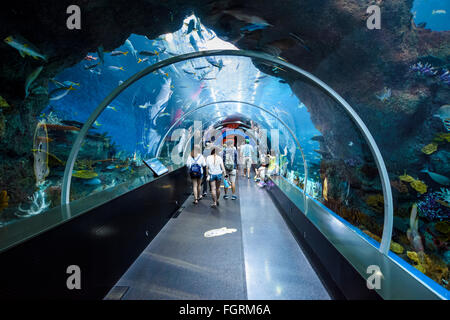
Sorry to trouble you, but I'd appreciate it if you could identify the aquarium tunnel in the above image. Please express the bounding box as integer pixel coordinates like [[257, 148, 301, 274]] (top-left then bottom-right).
[[0, 4, 449, 300]]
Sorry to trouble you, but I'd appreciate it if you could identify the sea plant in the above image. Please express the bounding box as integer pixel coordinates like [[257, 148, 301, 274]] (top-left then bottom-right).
[[16, 181, 51, 217], [417, 192, 448, 221]]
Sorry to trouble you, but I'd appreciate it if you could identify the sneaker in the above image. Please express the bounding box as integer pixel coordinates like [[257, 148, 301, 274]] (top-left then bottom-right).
[[223, 195, 229, 199], [231, 195, 237, 200], [203, 192, 207, 197], [211, 203, 217, 208]]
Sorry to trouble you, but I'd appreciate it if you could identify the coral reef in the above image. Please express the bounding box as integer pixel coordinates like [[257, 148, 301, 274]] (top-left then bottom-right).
[[417, 192, 448, 221], [366, 194, 384, 213], [421, 143, 438, 155], [16, 181, 51, 217], [0, 190, 9, 211]]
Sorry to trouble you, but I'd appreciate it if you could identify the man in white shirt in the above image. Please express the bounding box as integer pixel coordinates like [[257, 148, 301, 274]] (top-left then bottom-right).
[[240, 139, 254, 179]]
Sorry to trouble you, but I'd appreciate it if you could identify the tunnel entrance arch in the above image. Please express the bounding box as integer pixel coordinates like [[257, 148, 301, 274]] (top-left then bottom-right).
[[61, 49, 393, 255]]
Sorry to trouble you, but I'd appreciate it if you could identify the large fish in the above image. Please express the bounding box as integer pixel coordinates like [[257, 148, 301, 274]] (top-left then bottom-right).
[[111, 51, 128, 56], [49, 86, 76, 101], [4, 35, 47, 61], [25, 66, 44, 97], [223, 10, 272, 27], [189, 35, 199, 51], [125, 39, 137, 58], [150, 78, 173, 125], [421, 168, 450, 185]]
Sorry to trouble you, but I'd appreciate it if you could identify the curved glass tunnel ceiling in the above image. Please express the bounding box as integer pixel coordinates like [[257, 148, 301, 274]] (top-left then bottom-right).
[[1, 13, 448, 297]]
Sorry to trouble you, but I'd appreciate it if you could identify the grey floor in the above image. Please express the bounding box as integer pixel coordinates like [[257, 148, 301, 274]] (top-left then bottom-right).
[[105, 175, 330, 300]]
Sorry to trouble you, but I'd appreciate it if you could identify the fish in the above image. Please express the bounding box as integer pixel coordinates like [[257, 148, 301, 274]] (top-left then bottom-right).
[[94, 120, 101, 127], [206, 57, 224, 70], [84, 55, 98, 61], [4, 35, 47, 61], [118, 80, 123, 85], [84, 63, 99, 70], [0, 96, 10, 108], [137, 57, 149, 63], [182, 69, 196, 75], [84, 178, 101, 185], [279, 79, 287, 84], [49, 85, 76, 101], [159, 112, 170, 117], [125, 39, 137, 58], [186, 19, 196, 34], [240, 23, 270, 32], [189, 35, 199, 51], [97, 46, 105, 64], [110, 51, 128, 56], [105, 165, 116, 170], [201, 77, 216, 81], [289, 32, 312, 52], [432, 10, 446, 15], [106, 106, 118, 112], [64, 81, 80, 87], [108, 66, 125, 71], [223, 10, 272, 27], [150, 78, 173, 125], [421, 168, 450, 185], [25, 66, 44, 98], [194, 66, 210, 70], [348, 141, 354, 147], [138, 102, 150, 109], [139, 50, 159, 56]]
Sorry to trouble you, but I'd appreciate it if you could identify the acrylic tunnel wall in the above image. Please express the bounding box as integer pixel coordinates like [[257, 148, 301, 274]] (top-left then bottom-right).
[[0, 15, 449, 299]]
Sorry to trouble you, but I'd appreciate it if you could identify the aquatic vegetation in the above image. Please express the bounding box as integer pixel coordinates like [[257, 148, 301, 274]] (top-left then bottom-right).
[[16, 181, 51, 217], [375, 87, 391, 102], [363, 230, 404, 254], [0, 95, 10, 108], [391, 180, 409, 193], [435, 221, 450, 235], [322, 177, 328, 201], [406, 251, 449, 287], [366, 194, 384, 212], [410, 179, 428, 194], [43, 111, 63, 125], [344, 157, 362, 167], [435, 188, 450, 207], [0, 190, 9, 211], [399, 173, 427, 194], [439, 69, 450, 86], [410, 62, 438, 77], [76, 159, 95, 171], [433, 132, 450, 143], [417, 192, 448, 221], [72, 170, 98, 179], [421, 142, 438, 155]]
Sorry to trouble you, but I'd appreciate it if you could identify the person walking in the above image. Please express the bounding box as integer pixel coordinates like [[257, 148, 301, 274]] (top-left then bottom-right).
[[223, 139, 238, 200], [186, 146, 206, 204], [240, 139, 254, 179], [206, 147, 226, 208], [202, 140, 214, 197]]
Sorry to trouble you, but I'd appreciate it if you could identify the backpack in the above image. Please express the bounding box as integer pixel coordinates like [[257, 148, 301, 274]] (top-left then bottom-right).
[[189, 156, 202, 178], [224, 147, 235, 171]]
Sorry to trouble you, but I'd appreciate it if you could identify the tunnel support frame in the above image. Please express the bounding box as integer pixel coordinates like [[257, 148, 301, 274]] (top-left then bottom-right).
[[61, 49, 393, 256]]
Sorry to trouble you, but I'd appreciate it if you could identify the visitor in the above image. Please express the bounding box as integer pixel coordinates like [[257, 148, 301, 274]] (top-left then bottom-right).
[[222, 139, 238, 200], [255, 150, 269, 182], [186, 145, 206, 205], [202, 140, 214, 197], [206, 147, 226, 208], [240, 139, 254, 179]]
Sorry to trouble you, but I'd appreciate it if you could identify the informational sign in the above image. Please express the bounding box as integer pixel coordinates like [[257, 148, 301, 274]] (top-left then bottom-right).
[[144, 158, 169, 177]]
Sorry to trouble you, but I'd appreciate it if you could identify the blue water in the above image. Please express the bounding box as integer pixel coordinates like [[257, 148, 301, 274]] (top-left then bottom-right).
[[412, 0, 450, 31]]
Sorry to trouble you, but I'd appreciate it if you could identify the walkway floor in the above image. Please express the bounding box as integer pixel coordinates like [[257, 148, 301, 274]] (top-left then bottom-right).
[[105, 175, 330, 300]]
